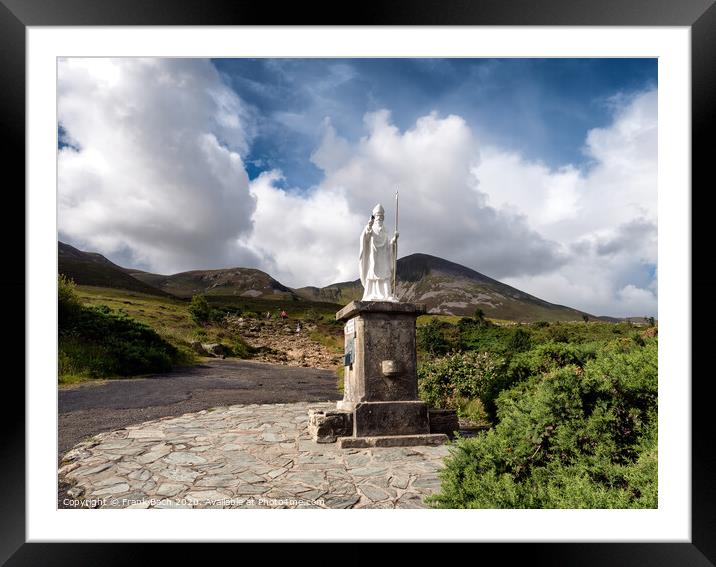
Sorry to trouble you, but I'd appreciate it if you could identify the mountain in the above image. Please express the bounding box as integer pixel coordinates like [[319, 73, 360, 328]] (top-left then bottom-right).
[[60, 240, 299, 301], [58, 242, 173, 297], [293, 281, 363, 305], [58, 242, 597, 321], [396, 254, 594, 321], [296, 253, 593, 322], [128, 268, 298, 300]]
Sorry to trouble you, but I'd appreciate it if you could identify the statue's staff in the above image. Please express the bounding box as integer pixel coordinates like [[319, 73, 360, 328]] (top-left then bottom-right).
[[393, 187, 399, 297]]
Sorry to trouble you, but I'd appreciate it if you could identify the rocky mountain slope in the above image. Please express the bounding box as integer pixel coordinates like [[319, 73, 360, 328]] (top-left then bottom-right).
[[297, 253, 592, 322], [128, 267, 298, 300], [232, 316, 342, 369], [293, 281, 363, 305], [59, 242, 595, 321], [395, 253, 591, 321]]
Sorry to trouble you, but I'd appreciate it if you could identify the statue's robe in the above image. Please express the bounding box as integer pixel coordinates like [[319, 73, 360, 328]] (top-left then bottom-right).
[[359, 223, 394, 301]]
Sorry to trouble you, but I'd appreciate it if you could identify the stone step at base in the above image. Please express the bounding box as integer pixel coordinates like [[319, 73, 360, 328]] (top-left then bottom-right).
[[337, 433, 449, 449]]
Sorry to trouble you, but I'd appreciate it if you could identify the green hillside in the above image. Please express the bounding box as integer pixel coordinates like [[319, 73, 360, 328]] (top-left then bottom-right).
[[58, 242, 172, 298]]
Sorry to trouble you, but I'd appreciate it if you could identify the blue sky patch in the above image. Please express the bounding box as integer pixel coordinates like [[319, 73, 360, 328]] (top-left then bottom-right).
[[212, 58, 657, 188]]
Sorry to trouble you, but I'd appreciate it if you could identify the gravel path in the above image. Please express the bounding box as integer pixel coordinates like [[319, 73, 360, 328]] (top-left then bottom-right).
[[59, 359, 341, 456]]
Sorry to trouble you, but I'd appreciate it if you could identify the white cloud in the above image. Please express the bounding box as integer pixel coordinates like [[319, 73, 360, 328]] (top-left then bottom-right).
[[58, 59, 657, 317], [249, 91, 657, 316], [257, 109, 565, 284], [58, 58, 259, 274], [482, 89, 657, 316], [473, 150, 582, 229], [241, 170, 363, 287]]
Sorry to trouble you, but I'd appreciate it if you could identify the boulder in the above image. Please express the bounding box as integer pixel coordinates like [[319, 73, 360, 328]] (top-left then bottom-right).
[[308, 408, 353, 443], [191, 341, 208, 356], [201, 343, 227, 357]]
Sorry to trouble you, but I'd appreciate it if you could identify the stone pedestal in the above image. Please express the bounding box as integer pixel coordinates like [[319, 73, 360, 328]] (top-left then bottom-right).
[[337, 301, 425, 409], [330, 300, 447, 447]]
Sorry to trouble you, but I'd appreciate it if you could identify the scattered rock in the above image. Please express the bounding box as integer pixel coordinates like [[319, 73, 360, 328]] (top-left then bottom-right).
[[239, 318, 342, 369], [191, 341, 209, 356], [308, 409, 353, 443], [202, 343, 227, 358]]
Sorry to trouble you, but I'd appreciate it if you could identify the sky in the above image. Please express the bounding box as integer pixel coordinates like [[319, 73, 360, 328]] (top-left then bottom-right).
[[57, 58, 657, 317]]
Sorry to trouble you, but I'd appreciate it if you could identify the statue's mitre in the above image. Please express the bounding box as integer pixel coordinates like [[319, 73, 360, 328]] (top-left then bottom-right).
[[372, 203, 385, 215]]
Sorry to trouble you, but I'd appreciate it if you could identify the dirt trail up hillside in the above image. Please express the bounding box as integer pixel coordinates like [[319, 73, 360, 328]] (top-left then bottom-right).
[[235, 316, 343, 370]]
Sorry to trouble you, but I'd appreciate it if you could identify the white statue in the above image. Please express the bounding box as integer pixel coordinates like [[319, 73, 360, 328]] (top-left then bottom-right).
[[359, 203, 399, 301]]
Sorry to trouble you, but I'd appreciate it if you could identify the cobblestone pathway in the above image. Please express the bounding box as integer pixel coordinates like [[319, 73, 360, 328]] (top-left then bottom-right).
[[59, 401, 450, 509]]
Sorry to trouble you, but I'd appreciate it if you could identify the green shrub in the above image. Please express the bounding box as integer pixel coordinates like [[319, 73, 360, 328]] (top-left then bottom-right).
[[209, 308, 226, 324], [631, 332, 646, 347], [458, 322, 512, 355], [192, 328, 209, 341], [471, 341, 591, 419], [417, 319, 451, 356], [453, 397, 490, 425], [508, 327, 532, 353], [58, 274, 82, 327], [230, 336, 254, 359], [547, 323, 572, 343], [506, 341, 590, 382], [188, 294, 212, 325], [457, 317, 476, 329], [427, 338, 658, 508], [303, 308, 322, 323], [418, 351, 505, 422], [59, 304, 179, 379]]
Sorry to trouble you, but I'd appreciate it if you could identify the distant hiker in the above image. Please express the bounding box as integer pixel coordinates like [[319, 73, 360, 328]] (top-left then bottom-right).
[[280, 310, 288, 320], [296, 321, 302, 334], [265, 311, 271, 319]]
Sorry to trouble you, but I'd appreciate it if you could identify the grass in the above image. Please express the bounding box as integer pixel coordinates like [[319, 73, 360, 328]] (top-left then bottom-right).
[[68, 285, 346, 384], [417, 314, 462, 326], [336, 366, 345, 394], [76, 285, 343, 326], [76, 286, 233, 357], [65, 286, 204, 385], [58, 303, 188, 384], [204, 295, 342, 320], [58, 368, 95, 386], [417, 314, 512, 327], [309, 330, 343, 353]]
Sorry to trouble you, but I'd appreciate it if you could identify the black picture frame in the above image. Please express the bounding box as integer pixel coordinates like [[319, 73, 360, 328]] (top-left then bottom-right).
[[4, 0, 713, 564]]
